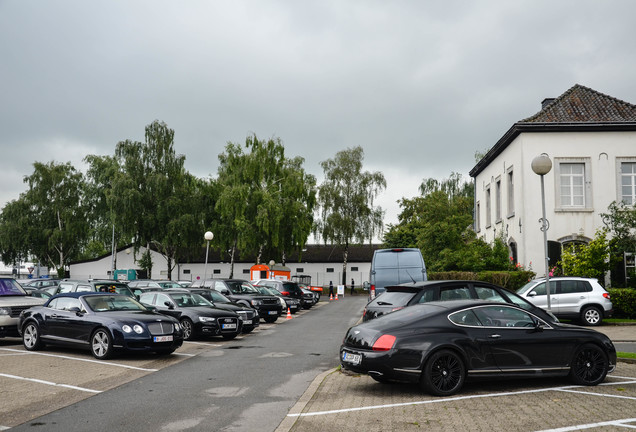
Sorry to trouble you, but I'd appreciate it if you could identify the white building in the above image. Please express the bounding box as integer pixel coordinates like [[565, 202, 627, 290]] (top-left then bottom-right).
[[470, 84, 636, 281], [69, 244, 378, 288]]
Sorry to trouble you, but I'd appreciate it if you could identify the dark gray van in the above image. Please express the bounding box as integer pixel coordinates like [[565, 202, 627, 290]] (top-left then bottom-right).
[[364, 248, 427, 300]]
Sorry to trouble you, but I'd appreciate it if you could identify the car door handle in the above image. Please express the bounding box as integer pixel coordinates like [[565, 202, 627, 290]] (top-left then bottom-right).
[[489, 334, 501, 339]]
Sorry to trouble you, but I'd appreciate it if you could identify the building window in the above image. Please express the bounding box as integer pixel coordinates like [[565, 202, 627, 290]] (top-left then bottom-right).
[[183, 269, 190, 274], [213, 269, 221, 274], [506, 167, 514, 217], [351, 266, 358, 272], [495, 177, 502, 223], [326, 268, 334, 273], [242, 269, 249, 274], [485, 185, 492, 227], [555, 158, 592, 211], [475, 201, 481, 232], [620, 161, 636, 205], [296, 268, 304, 273]]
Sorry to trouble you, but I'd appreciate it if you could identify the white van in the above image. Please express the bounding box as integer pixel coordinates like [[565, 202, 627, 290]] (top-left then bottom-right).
[[364, 248, 427, 300]]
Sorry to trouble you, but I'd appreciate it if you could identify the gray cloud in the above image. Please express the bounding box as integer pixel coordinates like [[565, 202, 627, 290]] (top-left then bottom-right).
[[2, 0, 635, 226]]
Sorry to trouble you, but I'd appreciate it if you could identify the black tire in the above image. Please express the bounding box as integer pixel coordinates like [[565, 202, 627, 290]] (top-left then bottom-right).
[[91, 328, 113, 360], [222, 333, 238, 340], [420, 349, 465, 396], [180, 318, 194, 340], [23, 322, 44, 351], [580, 306, 603, 326], [264, 316, 278, 323], [569, 343, 608, 386]]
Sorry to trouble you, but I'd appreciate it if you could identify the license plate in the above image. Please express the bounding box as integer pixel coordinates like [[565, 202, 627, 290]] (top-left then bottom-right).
[[154, 335, 173, 342], [342, 351, 362, 365], [243, 320, 252, 325], [222, 323, 237, 329], [268, 311, 278, 315]]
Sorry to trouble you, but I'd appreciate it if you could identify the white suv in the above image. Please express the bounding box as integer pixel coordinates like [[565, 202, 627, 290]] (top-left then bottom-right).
[[0, 278, 46, 338], [516, 277, 612, 326]]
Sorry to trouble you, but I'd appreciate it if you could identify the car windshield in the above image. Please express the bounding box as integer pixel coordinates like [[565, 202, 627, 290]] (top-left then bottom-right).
[[94, 283, 133, 296], [206, 290, 231, 303], [158, 281, 182, 288], [516, 281, 537, 295], [168, 292, 213, 307], [0, 279, 28, 296], [85, 295, 147, 312], [226, 281, 259, 294]]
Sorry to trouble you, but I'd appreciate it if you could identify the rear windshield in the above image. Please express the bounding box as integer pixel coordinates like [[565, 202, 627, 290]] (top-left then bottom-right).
[[369, 291, 414, 307], [374, 249, 423, 268], [0, 279, 27, 296]]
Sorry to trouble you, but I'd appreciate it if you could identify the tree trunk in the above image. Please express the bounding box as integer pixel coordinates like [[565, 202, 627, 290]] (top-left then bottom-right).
[[229, 241, 237, 279], [342, 245, 348, 286]]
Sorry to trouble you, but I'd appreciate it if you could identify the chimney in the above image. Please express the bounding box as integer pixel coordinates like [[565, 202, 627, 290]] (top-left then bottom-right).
[[541, 98, 555, 109]]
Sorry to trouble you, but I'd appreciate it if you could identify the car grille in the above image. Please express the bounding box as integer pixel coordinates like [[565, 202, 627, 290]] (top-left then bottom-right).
[[9, 306, 32, 318], [147, 321, 174, 335], [237, 310, 256, 320], [219, 317, 239, 332], [261, 298, 278, 305]]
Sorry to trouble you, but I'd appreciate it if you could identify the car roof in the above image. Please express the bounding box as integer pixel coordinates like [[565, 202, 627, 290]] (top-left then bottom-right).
[[385, 280, 488, 290]]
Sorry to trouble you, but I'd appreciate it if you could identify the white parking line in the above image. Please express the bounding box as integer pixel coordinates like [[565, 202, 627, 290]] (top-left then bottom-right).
[[288, 379, 636, 418], [534, 417, 636, 432], [182, 341, 222, 347], [0, 348, 158, 371], [0, 373, 102, 394]]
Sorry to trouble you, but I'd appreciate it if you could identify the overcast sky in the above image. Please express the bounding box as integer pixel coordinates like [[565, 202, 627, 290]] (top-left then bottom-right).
[[2, 0, 636, 232]]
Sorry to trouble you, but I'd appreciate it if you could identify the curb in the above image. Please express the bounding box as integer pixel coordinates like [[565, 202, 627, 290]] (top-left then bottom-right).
[[274, 368, 336, 432]]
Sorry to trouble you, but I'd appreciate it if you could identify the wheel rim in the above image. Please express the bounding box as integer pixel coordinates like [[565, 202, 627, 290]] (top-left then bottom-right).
[[92, 331, 109, 357], [24, 324, 37, 348], [181, 320, 192, 339], [430, 354, 462, 393], [584, 309, 600, 324], [572, 347, 605, 384]]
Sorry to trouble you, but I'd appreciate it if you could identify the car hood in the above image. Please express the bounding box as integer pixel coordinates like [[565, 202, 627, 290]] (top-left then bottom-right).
[[0, 295, 46, 307], [181, 306, 238, 317], [93, 310, 179, 323]]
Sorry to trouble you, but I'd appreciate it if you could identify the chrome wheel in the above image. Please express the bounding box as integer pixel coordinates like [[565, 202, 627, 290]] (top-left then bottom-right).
[[181, 318, 193, 340], [23, 323, 42, 351], [569, 343, 608, 386], [91, 329, 112, 359], [581, 307, 602, 326]]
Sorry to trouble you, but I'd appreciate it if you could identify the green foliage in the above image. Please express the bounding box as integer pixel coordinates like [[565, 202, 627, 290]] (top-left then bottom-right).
[[559, 229, 612, 280], [137, 249, 153, 279], [317, 146, 386, 284], [429, 270, 535, 291], [607, 287, 636, 319]]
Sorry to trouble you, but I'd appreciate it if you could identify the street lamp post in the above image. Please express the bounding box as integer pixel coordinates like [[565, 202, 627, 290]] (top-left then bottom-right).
[[203, 231, 214, 280], [531, 154, 553, 312]]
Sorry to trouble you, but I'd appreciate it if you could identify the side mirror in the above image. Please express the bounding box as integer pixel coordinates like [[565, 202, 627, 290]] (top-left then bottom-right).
[[528, 291, 537, 297], [164, 301, 174, 310], [363, 281, 370, 291], [69, 307, 83, 316]]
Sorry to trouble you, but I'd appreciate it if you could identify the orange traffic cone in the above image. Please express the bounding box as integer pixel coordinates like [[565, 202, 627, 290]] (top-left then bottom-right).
[[335, 293, 339, 300], [286, 308, 293, 319], [329, 294, 333, 301]]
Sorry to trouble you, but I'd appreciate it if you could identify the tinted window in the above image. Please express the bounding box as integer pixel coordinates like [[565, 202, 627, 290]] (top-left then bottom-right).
[[449, 309, 481, 326], [473, 285, 507, 303], [530, 282, 546, 296], [473, 306, 535, 328], [0, 279, 27, 295], [370, 291, 414, 306], [439, 286, 470, 300], [559, 280, 591, 294]]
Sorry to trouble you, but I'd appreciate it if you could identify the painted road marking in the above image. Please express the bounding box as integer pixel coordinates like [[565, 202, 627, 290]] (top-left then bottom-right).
[[534, 417, 636, 432], [0, 348, 158, 371], [288, 379, 636, 418], [0, 373, 101, 393]]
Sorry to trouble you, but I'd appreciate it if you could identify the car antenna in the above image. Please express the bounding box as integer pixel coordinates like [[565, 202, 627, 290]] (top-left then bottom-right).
[[406, 269, 416, 284]]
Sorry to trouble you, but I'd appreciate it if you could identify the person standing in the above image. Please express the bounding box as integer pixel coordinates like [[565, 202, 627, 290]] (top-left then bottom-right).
[[329, 281, 334, 297], [350, 278, 355, 295]]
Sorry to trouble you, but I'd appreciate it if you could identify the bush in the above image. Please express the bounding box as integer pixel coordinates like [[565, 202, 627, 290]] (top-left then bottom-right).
[[607, 287, 636, 319], [429, 271, 535, 291]]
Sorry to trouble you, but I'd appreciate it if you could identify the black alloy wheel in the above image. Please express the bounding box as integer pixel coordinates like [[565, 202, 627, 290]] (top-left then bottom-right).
[[23, 322, 44, 351], [569, 343, 608, 386], [180, 318, 194, 340], [91, 328, 113, 360], [421, 349, 466, 396]]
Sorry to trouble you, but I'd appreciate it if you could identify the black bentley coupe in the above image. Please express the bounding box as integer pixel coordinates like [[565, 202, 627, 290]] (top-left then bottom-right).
[[18, 292, 183, 359], [341, 300, 616, 396]]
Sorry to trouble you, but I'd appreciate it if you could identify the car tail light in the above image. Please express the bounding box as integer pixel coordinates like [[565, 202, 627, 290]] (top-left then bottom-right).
[[362, 308, 367, 317], [603, 293, 610, 299], [372, 334, 396, 351], [370, 284, 376, 299], [281, 291, 290, 296], [391, 248, 404, 252]]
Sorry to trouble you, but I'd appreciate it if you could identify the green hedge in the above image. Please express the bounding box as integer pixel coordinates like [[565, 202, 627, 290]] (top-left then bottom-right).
[[607, 288, 636, 319], [428, 271, 536, 291]]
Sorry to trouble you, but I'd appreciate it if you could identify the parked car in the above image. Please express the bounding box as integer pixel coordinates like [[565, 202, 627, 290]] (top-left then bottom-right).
[[54, 280, 137, 298], [300, 288, 316, 309], [0, 278, 46, 338], [253, 285, 291, 315], [363, 280, 558, 323], [177, 280, 192, 287], [138, 291, 242, 340], [128, 285, 164, 299], [29, 288, 53, 300], [291, 275, 323, 300], [166, 287, 259, 333], [341, 300, 616, 396], [252, 282, 301, 314], [20, 278, 60, 292], [191, 279, 283, 323], [18, 292, 183, 359], [516, 277, 613, 326], [364, 248, 427, 300]]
